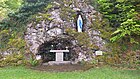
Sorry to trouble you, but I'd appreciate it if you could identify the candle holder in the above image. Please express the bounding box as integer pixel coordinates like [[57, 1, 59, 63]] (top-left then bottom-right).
[[51, 45, 53, 50], [65, 46, 68, 50]]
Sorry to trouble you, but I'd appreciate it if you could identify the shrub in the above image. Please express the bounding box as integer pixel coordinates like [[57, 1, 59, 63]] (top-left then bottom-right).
[[24, 53, 39, 67], [101, 50, 140, 68], [0, 52, 25, 67], [28, 55, 38, 67]]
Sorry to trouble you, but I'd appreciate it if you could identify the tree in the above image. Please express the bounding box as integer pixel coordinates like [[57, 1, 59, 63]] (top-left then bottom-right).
[[10, 0, 50, 23], [0, 0, 50, 30], [97, 0, 140, 43], [0, 0, 23, 21]]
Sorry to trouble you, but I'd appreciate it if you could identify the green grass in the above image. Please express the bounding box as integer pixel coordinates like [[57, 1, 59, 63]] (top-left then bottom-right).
[[0, 66, 140, 79]]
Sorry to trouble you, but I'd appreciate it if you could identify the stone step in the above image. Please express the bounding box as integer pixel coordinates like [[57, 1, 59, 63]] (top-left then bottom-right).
[[43, 61, 71, 65]]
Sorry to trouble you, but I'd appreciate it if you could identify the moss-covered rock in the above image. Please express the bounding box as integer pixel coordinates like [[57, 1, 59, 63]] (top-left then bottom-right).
[[25, 0, 105, 62]]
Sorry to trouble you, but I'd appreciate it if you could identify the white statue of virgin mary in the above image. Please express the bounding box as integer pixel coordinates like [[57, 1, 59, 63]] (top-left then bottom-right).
[[77, 15, 83, 32]]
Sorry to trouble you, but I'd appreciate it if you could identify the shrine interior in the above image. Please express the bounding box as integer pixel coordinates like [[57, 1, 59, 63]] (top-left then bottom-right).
[[37, 38, 74, 62]]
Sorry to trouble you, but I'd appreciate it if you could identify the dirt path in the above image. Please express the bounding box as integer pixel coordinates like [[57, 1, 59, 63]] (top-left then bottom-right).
[[30, 64, 94, 72]]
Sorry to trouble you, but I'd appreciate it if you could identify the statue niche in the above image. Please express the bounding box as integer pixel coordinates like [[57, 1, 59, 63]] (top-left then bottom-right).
[[76, 11, 84, 32]]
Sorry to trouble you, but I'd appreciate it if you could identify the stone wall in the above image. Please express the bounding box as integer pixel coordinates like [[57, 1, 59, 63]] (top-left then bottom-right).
[[24, 0, 105, 62]]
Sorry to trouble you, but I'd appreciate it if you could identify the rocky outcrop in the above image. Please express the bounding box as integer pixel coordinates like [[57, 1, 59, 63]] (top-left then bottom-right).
[[25, 0, 105, 62]]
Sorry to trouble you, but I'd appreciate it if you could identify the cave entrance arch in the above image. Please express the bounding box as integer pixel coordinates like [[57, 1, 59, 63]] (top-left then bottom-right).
[[38, 37, 76, 63]]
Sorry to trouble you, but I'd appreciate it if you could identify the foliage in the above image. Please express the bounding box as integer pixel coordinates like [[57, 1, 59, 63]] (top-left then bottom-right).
[[99, 49, 140, 69], [11, 0, 50, 23], [0, 0, 23, 21], [89, 0, 140, 67], [0, 30, 10, 51], [0, 29, 25, 52], [0, 53, 24, 67], [0, 0, 51, 53], [0, 30, 25, 67], [65, 28, 96, 49], [90, 13, 113, 41], [97, 0, 140, 44], [89, 0, 98, 10], [59, 0, 76, 22], [28, 54, 38, 67], [7, 32, 25, 51], [111, 19, 140, 43], [0, 0, 51, 68], [120, 50, 140, 68], [34, 3, 53, 22], [0, 0, 50, 30], [0, 0, 50, 58]]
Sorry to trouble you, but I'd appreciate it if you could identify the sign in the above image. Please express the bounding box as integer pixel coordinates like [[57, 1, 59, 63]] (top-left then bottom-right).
[[95, 51, 103, 55], [77, 15, 83, 32]]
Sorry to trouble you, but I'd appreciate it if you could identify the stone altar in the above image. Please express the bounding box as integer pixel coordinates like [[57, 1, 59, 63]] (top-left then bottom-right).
[[44, 49, 71, 65], [50, 50, 69, 61]]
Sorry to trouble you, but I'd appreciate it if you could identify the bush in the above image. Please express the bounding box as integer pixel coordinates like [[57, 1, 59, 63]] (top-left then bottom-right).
[[0, 53, 25, 67], [24, 53, 39, 67], [101, 50, 140, 68]]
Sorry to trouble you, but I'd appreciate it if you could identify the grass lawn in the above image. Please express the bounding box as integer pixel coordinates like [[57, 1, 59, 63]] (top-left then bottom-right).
[[0, 66, 140, 79]]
